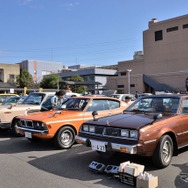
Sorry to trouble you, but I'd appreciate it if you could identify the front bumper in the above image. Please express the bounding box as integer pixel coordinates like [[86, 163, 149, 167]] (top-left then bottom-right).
[[16, 126, 48, 134], [75, 135, 137, 154], [0, 122, 11, 129]]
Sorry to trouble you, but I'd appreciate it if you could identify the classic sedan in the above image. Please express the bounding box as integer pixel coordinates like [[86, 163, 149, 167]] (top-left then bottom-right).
[[76, 94, 188, 168], [15, 96, 127, 149]]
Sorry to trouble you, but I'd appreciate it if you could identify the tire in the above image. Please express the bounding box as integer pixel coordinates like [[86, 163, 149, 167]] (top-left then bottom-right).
[[54, 126, 75, 149], [152, 135, 173, 168], [11, 119, 23, 137]]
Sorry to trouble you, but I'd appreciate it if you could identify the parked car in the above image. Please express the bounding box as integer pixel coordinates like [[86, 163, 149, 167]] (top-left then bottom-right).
[[0, 93, 19, 104], [76, 94, 188, 168], [0, 92, 55, 134], [111, 94, 136, 101], [15, 96, 127, 149], [1, 96, 27, 105]]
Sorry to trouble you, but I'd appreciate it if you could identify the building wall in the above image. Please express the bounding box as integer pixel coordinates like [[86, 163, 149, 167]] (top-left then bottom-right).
[[58, 67, 117, 92], [0, 63, 20, 82], [107, 14, 188, 94], [19, 60, 64, 83]]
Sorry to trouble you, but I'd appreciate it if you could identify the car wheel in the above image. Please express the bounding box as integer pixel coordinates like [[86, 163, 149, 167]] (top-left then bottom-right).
[[54, 126, 75, 149], [11, 119, 22, 137], [152, 135, 173, 168]]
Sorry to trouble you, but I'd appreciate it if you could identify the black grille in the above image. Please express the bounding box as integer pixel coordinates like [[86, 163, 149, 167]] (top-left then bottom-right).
[[20, 120, 33, 128], [104, 127, 121, 137]]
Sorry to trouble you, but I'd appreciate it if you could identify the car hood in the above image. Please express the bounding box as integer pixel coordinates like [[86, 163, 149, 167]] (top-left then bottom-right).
[[89, 113, 172, 129], [17, 109, 83, 122], [0, 104, 39, 110]]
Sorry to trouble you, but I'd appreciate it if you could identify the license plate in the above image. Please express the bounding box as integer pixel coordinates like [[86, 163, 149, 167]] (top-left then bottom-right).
[[25, 132, 32, 138], [91, 140, 106, 152]]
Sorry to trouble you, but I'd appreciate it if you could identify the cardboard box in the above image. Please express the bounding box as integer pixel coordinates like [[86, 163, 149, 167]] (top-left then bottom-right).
[[136, 175, 158, 188], [119, 162, 145, 176], [119, 172, 137, 186]]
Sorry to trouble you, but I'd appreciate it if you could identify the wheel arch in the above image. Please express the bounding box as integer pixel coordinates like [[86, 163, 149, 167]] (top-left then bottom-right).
[[54, 124, 77, 138]]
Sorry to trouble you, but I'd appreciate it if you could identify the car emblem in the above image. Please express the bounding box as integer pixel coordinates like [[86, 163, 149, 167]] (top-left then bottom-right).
[[106, 120, 110, 126]]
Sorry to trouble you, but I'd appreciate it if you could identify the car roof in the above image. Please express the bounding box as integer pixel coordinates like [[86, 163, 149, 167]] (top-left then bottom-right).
[[73, 95, 122, 101]]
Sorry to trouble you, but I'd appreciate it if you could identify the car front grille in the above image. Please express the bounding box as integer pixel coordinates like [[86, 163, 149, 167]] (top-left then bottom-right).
[[20, 119, 33, 128]]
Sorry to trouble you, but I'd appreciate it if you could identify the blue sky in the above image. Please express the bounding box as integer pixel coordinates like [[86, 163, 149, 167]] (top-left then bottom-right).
[[0, 0, 188, 67]]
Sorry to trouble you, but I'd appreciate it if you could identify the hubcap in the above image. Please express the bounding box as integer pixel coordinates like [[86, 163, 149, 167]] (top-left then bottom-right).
[[60, 130, 72, 145], [162, 140, 171, 163]]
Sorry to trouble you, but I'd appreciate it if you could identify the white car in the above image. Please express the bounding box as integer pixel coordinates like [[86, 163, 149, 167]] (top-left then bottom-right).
[[111, 94, 135, 101], [0, 91, 55, 134]]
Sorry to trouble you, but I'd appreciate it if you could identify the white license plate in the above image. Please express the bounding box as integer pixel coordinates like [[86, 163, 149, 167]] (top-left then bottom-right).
[[25, 132, 32, 138], [91, 140, 106, 152]]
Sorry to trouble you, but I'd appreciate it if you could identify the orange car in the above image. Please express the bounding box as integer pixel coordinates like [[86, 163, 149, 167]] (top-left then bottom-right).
[[15, 96, 127, 149]]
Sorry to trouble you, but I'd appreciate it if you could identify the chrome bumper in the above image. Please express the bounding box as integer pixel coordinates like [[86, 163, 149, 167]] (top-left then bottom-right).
[[75, 135, 137, 154], [0, 122, 11, 129], [16, 126, 48, 134]]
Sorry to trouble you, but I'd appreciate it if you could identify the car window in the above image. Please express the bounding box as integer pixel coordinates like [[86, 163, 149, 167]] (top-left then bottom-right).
[[126, 97, 180, 113], [108, 100, 120, 109], [22, 93, 45, 105], [87, 99, 109, 112], [61, 98, 89, 111], [41, 96, 54, 111], [181, 98, 188, 114]]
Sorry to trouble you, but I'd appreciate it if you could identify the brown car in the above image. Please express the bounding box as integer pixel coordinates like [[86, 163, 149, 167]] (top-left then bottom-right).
[[76, 94, 188, 168], [15, 96, 127, 149]]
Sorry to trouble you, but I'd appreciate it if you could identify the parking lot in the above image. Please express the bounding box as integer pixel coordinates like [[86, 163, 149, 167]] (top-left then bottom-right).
[[0, 130, 188, 188]]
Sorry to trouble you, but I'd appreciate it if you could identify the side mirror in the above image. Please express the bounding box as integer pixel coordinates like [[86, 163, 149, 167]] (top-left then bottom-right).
[[92, 111, 98, 121], [151, 113, 163, 124], [52, 110, 61, 117], [153, 113, 163, 121]]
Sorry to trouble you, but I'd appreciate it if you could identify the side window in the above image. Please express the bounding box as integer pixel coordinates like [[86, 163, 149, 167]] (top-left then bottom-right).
[[109, 100, 120, 110], [181, 98, 188, 114], [87, 99, 109, 112]]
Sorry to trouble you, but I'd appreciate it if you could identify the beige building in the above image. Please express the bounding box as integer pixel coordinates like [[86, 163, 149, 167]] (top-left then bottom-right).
[[0, 63, 20, 83], [107, 14, 188, 94]]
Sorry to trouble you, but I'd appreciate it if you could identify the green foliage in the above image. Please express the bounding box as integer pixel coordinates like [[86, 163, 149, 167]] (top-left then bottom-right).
[[16, 70, 35, 88], [67, 75, 87, 93], [40, 74, 61, 89]]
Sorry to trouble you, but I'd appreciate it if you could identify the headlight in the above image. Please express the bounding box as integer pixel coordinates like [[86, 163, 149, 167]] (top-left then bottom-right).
[[83, 125, 89, 132], [89, 126, 95, 133], [121, 129, 129, 137], [130, 130, 138, 139]]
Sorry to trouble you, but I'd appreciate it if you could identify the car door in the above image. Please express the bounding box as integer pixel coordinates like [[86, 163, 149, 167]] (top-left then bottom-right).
[[178, 97, 188, 147], [84, 99, 111, 121]]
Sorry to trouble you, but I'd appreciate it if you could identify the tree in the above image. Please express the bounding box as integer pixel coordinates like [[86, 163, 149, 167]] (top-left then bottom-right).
[[67, 75, 87, 93], [16, 70, 35, 88], [40, 74, 61, 89]]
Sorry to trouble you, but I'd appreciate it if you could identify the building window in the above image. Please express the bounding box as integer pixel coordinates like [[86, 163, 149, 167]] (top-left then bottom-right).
[[117, 85, 124, 88], [183, 24, 188, 29], [9, 74, 15, 80], [120, 71, 127, 76], [155, 30, 163, 41], [166, 26, 178, 32]]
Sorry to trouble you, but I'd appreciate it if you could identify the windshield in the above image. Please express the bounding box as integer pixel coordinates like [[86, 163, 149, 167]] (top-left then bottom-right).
[[125, 96, 180, 114], [22, 93, 45, 105], [60, 98, 89, 111]]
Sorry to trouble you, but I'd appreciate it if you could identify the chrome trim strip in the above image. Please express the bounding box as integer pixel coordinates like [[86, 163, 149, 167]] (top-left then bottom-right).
[[16, 126, 48, 134], [143, 139, 157, 144], [75, 136, 137, 154]]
